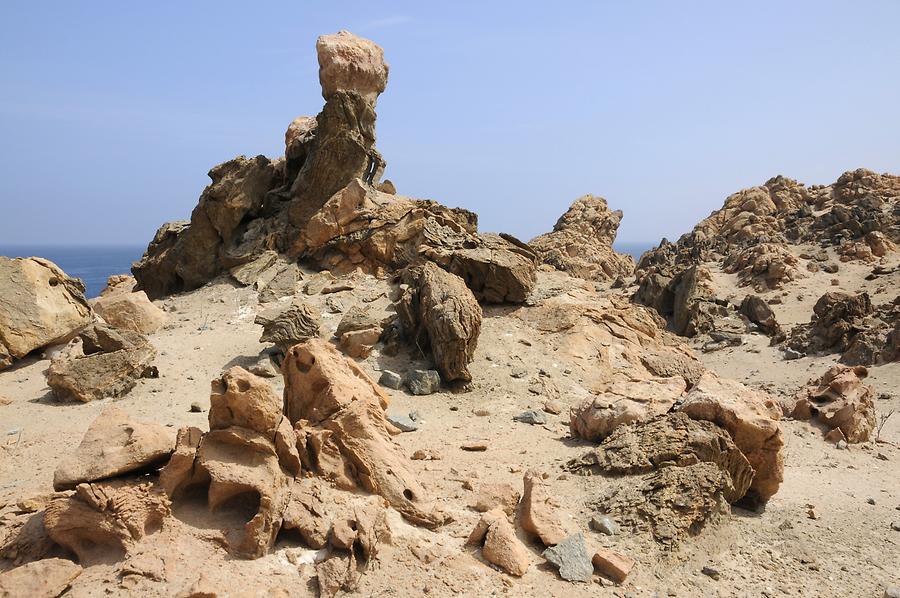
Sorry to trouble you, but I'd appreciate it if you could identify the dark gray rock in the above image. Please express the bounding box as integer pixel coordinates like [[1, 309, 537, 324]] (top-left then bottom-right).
[[542, 533, 593, 582], [406, 369, 441, 395], [378, 370, 403, 390], [513, 410, 548, 426], [589, 515, 618, 536], [386, 413, 419, 432]]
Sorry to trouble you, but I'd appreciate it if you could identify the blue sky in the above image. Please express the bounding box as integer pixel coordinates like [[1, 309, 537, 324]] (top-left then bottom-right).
[[1, 1, 899, 246]]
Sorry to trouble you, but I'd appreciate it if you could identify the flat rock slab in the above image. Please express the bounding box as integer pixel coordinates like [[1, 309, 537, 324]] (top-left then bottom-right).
[[543, 533, 593, 582], [0, 558, 82, 598], [53, 406, 176, 491]]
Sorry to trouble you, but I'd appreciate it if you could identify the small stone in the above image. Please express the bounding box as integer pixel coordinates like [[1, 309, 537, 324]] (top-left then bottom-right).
[[823, 427, 846, 444], [891, 522, 900, 532], [783, 348, 803, 361], [513, 410, 547, 425], [592, 548, 635, 583], [510, 365, 528, 379], [378, 370, 403, 390], [589, 515, 618, 536], [867, 498, 876, 505], [387, 413, 419, 432], [473, 408, 491, 417], [542, 400, 563, 415], [190, 402, 203, 413], [411, 449, 441, 461], [406, 370, 441, 395], [701, 566, 720, 580], [836, 440, 848, 450], [885, 586, 900, 598], [807, 507, 818, 520], [461, 441, 488, 452], [542, 533, 593, 582]]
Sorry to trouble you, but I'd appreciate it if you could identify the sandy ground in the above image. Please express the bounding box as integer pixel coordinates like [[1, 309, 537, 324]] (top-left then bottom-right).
[[1, 254, 898, 596]]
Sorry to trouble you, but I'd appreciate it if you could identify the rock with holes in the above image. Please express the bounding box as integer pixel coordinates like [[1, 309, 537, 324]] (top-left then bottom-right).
[[53, 406, 176, 491], [0, 256, 92, 371], [46, 323, 158, 403], [787, 365, 876, 443], [395, 262, 482, 382], [43, 480, 170, 564], [283, 338, 443, 527]]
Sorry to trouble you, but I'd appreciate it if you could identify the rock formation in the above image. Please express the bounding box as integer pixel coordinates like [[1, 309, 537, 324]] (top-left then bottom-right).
[[785, 365, 876, 443], [0, 558, 82, 598], [395, 262, 482, 383], [0, 257, 91, 371], [91, 275, 166, 334], [46, 323, 157, 402], [529, 194, 635, 282]]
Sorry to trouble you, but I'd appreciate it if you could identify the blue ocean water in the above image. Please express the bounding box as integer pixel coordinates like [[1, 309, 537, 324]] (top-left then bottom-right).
[[613, 241, 657, 262], [0, 245, 145, 298]]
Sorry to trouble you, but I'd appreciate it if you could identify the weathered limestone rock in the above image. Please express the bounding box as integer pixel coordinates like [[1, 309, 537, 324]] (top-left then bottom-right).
[[787, 291, 873, 360], [467, 509, 530, 576], [46, 323, 157, 402], [396, 262, 482, 383], [0, 257, 91, 370], [255, 299, 321, 352], [44, 480, 170, 564], [316, 30, 389, 103], [569, 376, 687, 442], [517, 470, 567, 546], [53, 406, 176, 491], [678, 373, 784, 503], [529, 195, 636, 282], [283, 339, 442, 527], [787, 365, 876, 443], [0, 558, 82, 598], [91, 286, 166, 334]]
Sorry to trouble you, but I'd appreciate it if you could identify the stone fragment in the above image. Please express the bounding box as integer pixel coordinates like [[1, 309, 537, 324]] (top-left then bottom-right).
[[513, 410, 547, 425], [787, 365, 875, 443], [405, 369, 441, 395], [739, 294, 782, 337], [466, 509, 530, 576], [592, 548, 635, 583], [378, 370, 402, 389], [53, 407, 175, 491], [589, 515, 618, 536], [518, 470, 567, 546], [542, 533, 593, 582], [470, 483, 521, 517], [386, 413, 419, 432]]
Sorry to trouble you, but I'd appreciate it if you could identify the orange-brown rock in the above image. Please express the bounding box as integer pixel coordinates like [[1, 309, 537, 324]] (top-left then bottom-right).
[[0, 557, 82, 598], [788, 365, 876, 443], [592, 548, 635, 583], [91, 286, 166, 334], [517, 470, 567, 546], [467, 508, 530, 576]]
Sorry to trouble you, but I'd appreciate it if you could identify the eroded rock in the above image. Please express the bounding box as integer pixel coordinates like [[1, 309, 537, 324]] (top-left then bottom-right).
[[787, 365, 876, 443]]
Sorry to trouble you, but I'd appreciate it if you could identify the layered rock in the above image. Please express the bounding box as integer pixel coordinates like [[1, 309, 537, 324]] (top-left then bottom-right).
[[0, 257, 91, 370], [395, 262, 482, 383], [529, 194, 635, 282], [46, 323, 157, 402], [255, 298, 321, 353]]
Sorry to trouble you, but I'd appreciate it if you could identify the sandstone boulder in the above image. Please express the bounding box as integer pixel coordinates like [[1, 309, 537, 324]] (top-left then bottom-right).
[[517, 470, 567, 546], [724, 243, 801, 291], [678, 373, 784, 503], [282, 339, 442, 527], [569, 376, 687, 442], [335, 305, 390, 359], [396, 262, 482, 383], [786, 291, 873, 359], [529, 194, 635, 282], [46, 323, 157, 402], [316, 30, 389, 103], [0, 558, 82, 598], [0, 257, 91, 370], [788, 365, 875, 443], [91, 287, 166, 334]]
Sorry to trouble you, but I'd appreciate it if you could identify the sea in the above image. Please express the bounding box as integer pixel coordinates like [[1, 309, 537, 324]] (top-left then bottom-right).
[[0, 245, 145, 299], [0, 241, 658, 300]]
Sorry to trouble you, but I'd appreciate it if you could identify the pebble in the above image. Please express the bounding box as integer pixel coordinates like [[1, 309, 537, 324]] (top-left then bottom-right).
[[701, 566, 720, 580], [885, 586, 900, 598], [589, 515, 618, 536], [461, 441, 488, 452], [387, 413, 419, 432], [513, 410, 547, 425], [867, 497, 876, 505], [836, 440, 848, 450], [473, 408, 491, 417], [542, 400, 563, 415], [378, 370, 403, 390], [189, 402, 204, 413], [891, 522, 900, 532]]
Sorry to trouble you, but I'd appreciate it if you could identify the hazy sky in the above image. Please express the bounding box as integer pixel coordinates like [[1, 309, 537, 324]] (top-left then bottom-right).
[[2, 1, 899, 246]]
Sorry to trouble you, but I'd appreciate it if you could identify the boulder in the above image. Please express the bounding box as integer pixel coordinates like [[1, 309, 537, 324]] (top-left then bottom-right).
[[46, 323, 157, 402], [788, 365, 875, 443], [739, 294, 783, 337], [44, 480, 170, 564], [678, 373, 784, 503], [786, 291, 874, 359], [466, 509, 530, 576], [517, 470, 567, 546], [469, 483, 521, 517], [0, 257, 91, 370], [91, 288, 166, 334], [255, 299, 321, 352], [53, 406, 176, 491], [335, 306, 389, 359], [282, 339, 442, 527], [316, 30, 389, 103], [396, 262, 482, 383], [724, 243, 802, 291], [0, 558, 82, 598], [569, 376, 687, 442], [529, 195, 636, 282]]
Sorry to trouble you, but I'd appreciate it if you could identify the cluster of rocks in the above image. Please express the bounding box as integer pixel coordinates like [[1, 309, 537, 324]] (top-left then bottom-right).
[[634, 170, 900, 340], [132, 31, 537, 309]]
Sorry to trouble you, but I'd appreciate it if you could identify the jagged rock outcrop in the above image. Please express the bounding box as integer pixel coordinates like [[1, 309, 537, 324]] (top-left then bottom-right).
[[91, 275, 166, 334], [786, 291, 873, 361], [46, 323, 157, 402], [282, 338, 443, 527], [785, 365, 876, 443], [229, 251, 301, 303], [53, 407, 175, 491], [568, 413, 754, 545], [529, 195, 635, 282], [723, 242, 802, 291], [395, 262, 482, 383], [0, 257, 91, 370]]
